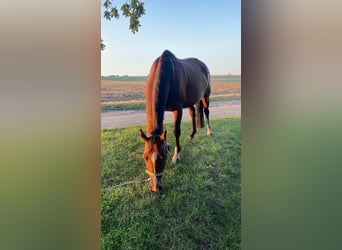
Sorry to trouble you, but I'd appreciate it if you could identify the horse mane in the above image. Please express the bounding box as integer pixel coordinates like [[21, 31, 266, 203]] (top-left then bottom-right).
[[145, 57, 160, 135], [145, 50, 177, 136]]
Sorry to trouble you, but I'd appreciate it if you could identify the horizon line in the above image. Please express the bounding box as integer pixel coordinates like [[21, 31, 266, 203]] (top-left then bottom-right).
[[101, 73, 241, 77]]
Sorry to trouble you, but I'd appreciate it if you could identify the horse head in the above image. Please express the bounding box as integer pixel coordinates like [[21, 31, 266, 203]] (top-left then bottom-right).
[[140, 129, 169, 192]]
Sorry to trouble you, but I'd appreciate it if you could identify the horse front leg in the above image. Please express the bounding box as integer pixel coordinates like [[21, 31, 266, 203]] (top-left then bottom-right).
[[172, 109, 182, 164], [189, 106, 196, 139]]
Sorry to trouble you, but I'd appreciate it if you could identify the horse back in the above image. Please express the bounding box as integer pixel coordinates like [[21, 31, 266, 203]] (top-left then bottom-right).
[[176, 58, 210, 107]]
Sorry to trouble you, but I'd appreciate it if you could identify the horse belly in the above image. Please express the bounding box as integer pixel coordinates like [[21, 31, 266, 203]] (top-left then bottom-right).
[[164, 103, 180, 111], [164, 92, 201, 110], [183, 89, 205, 107]]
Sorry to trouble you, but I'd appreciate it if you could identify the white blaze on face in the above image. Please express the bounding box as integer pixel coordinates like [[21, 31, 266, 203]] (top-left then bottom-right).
[[152, 152, 158, 187]]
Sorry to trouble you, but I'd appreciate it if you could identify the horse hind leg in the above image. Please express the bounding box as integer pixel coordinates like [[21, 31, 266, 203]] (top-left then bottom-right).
[[188, 106, 196, 139], [205, 109, 211, 136], [202, 96, 212, 136]]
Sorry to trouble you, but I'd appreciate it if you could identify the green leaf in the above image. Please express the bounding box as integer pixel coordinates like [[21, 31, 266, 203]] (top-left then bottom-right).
[[103, 11, 112, 20], [103, 1, 146, 34], [103, 0, 111, 9], [110, 7, 119, 19], [101, 39, 106, 51], [129, 17, 140, 34], [121, 3, 130, 16], [131, 0, 138, 9], [136, 4, 145, 17]]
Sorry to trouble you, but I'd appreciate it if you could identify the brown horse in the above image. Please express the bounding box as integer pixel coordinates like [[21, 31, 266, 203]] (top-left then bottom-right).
[[140, 50, 211, 192]]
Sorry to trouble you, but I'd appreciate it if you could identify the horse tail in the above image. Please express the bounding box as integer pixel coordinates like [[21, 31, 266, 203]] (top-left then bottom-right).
[[196, 100, 204, 128]]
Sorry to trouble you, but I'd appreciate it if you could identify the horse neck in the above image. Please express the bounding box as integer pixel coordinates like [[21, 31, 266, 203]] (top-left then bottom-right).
[[145, 73, 155, 135], [145, 57, 169, 136]]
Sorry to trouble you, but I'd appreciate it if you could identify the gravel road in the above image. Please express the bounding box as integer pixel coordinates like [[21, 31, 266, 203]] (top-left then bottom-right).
[[101, 100, 240, 129]]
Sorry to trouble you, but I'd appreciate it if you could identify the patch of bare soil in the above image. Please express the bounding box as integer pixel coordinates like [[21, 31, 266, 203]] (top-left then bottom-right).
[[101, 81, 146, 102], [101, 80, 240, 103]]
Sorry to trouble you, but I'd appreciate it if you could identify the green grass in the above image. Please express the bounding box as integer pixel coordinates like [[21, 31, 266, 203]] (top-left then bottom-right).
[[210, 94, 241, 103], [101, 94, 240, 112], [101, 117, 241, 249], [101, 100, 146, 111]]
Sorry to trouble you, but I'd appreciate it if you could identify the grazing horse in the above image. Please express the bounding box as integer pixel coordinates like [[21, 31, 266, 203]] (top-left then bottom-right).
[[140, 50, 211, 192]]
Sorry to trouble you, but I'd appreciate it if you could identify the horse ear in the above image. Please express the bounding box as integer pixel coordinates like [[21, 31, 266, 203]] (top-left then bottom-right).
[[160, 130, 167, 141], [140, 129, 148, 142]]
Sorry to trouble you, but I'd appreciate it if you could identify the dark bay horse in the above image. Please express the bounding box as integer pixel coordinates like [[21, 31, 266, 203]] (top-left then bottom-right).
[[140, 50, 211, 192]]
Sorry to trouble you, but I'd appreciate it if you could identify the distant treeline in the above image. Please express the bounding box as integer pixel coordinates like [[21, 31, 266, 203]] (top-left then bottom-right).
[[102, 75, 147, 82], [101, 75, 241, 82]]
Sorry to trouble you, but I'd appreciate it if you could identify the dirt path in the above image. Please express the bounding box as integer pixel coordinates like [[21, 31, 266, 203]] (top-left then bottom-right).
[[101, 100, 240, 129]]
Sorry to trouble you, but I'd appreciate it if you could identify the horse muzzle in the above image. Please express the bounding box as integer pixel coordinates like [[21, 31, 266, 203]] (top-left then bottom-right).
[[146, 169, 163, 192]]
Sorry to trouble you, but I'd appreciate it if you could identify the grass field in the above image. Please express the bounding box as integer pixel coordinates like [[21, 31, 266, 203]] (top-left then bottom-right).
[[101, 117, 241, 249]]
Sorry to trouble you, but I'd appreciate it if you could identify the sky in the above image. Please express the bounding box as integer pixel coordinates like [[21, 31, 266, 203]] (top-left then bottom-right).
[[101, 0, 240, 76]]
